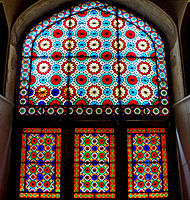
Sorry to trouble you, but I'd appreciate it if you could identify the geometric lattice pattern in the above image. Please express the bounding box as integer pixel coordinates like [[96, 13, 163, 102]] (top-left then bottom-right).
[[25, 163, 55, 193], [26, 134, 56, 163], [133, 163, 163, 193], [19, 128, 61, 199], [18, 1, 170, 117], [79, 134, 110, 163], [28, 10, 158, 106], [74, 128, 115, 198], [132, 134, 162, 163], [79, 163, 109, 193], [127, 128, 168, 198]]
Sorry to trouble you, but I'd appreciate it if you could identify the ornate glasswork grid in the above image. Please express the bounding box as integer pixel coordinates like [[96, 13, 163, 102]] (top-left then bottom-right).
[[19, 128, 61, 198], [74, 128, 115, 198], [18, 1, 170, 117], [127, 128, 168, 199]]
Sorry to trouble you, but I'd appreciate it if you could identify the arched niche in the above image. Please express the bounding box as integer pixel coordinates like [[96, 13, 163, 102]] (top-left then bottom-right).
[[3, 1, 186, 200]]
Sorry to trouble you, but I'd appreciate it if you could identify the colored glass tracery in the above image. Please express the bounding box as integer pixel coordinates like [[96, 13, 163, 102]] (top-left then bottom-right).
[[74, 128, 115, 198], [127, 128, 168, 198], [19, 128, 61, 198], [18, 1, 170, 117]]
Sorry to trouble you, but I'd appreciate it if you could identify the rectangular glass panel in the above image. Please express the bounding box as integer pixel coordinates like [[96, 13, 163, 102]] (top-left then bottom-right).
[[19, 128, 61, 199], [127, 128, 168, 199], [74, 128, 115, 198]]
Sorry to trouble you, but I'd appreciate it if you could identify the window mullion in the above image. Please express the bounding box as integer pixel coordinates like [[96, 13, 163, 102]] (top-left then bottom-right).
[[115, 120, 128, 199], [62, 120, 74, 199]]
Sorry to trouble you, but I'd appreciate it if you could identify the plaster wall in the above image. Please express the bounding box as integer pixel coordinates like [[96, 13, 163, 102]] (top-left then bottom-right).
[[5, 45, 17, 101], [149, 0, 188, 29], [173, 96, 190, 200], [0, 0, 38, 29], [170, 38, 185, 102], [173, 0, 188, 30], [1, 0, 23, 28], [0, 96, 14, 200]]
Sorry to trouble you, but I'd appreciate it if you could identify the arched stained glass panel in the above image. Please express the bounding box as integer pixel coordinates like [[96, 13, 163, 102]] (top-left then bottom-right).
[[18, 1, 170, 117]]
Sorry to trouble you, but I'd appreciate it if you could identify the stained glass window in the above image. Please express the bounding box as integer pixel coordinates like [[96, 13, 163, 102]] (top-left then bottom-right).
[[19, 128, 61, 198], [15, 1, 173, 199], [127, 128, 168, 198], [74, 128, 115, 198], [18, 1, 170, 117]]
